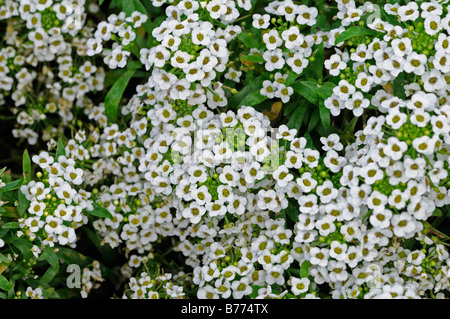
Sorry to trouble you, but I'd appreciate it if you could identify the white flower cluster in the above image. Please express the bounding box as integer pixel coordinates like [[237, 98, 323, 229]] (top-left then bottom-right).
[[80, 260, 104, 298], [19, 151, 92, 247], [0, 0, 104, 145], [123, 271, 186, 299], [7, 0, 450, 299]]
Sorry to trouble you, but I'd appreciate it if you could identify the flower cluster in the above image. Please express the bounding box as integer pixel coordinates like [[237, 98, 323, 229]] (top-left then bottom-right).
[[19, 151, 91, 247], [1, 0, 450, 300], [0, 0, 104, 145], [123, 271, 186, 299]]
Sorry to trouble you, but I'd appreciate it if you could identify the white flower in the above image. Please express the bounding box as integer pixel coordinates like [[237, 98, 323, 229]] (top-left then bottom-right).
[[287, 52, 308, 74], [263, 29, 283, 50], [424, 14, 442, 36], [32, 151, 54, 169], [273, 165, 293, 188], [391, 212, 417, 238], [291, 277, 310, 295], [282, 26, 303, 50], [263, 49, 285, 71], [252, 13, 270, 29], [171, 50, 191, 69], [325, 54, 346, 76], [296, 5, 318, 26]]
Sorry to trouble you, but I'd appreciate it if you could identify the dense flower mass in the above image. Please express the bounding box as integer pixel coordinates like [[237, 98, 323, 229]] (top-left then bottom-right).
[[0, 0, 450, 300]]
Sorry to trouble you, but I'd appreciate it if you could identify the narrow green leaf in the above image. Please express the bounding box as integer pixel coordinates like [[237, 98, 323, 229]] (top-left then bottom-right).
[[307, 109, 320, 132], [0, 178, 24, 193], [393, 72, 406, 100], [285, 202, 299, 223], [292, 81, 334, 105], [312, 43, 324, 80], [38, 246, 55, 262], [285, 72, 300, 86], [0, 275, 13, 291], [237, 30, 263, 49], [126, 60, 143, 70], [318, 82, 336, 99], [86, 203, 113, 219], [119, 0, 135, 15], [0, 253, 10, 264], [300, 261, 309, 278], [335, 26, 380, 45], [291, 81, 318, 105], [228, 75, 266, 109], [58, 247, 91, 267], [132, 0, 147, 14], [319, 100, 331, 129], [240, 54, 265, 63], [104, 68, 137, 123], [286, 106, 307, 131], [11, 238, 33, 259], [41, 252, 59, 284], [99, 0, 104, 4], [17, 190, 30, 216], [2, 222, 19, 229], [55, 138, 66, 159], [22, 150, 31, 182]]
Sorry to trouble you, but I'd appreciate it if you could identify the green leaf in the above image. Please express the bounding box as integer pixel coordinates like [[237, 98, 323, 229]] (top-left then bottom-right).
[[292, 81, 334, 104], [285, 202, 299, 222], [2, 222, 19, 229], [285, 72, 300, 86], [0, 178, 24, 193], [0, 275, 13, 291], [104, 68, 136, 123], [240, 54, 265, 63], [119, 0, 135, 15], [319, 99, 331, 129], [319, 82, 336, 99], [335, 26, 380, 45], [300, 261, 309, 278], [58, 247, 91, 267], [0, 253, 10, 265], [11, 238, 33, 259], [303, 132, 315, 149], [38, 246, 55, 262], [86, 203, 113, 219], [40, 252, 59, 284], [132, 0, 147, 14], [250, 285, 263, 298], [228, 75, 266, 109], [286, 105, 308, 131], [292, 81, 318, 105], [237, 30, 263, 49], [55, 138, 66, 159], [126, 60, 142, 70], [393, 72, 406, 100], [307, 109, 320, 132], [99, 0, 104, 5], [312, 43, 324, 80], [22, 150, 31, 182], [17, 190, 30, 216]]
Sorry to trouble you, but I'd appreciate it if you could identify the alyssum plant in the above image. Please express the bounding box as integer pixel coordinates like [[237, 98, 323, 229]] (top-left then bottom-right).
[[0, 0, 449, 299]]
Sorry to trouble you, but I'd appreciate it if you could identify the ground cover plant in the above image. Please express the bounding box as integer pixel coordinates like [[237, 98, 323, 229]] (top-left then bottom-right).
[[0, 0, 449, 299]]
